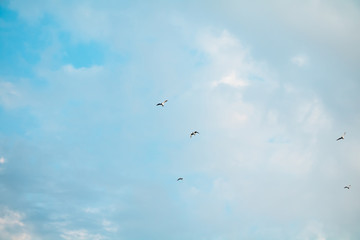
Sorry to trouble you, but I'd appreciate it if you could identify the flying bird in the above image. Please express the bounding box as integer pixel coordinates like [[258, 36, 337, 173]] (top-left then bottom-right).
[[177, 177, 183, 181], [344, 185, 351, 189], [156, 100, 168, 107], [336, 132, 346, 141], [190, 131, 199, 138]]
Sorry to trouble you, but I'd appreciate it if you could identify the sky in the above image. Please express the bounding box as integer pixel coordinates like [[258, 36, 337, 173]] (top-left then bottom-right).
[[0, 0, 360, 239]]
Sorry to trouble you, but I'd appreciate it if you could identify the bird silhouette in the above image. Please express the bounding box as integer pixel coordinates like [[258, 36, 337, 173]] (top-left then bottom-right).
[[156, 100, 168, 107], [336, 132, 346, 141], [177, 177, 183, 181], [190, 131, 199, 138], [344, 185, 351, 189]]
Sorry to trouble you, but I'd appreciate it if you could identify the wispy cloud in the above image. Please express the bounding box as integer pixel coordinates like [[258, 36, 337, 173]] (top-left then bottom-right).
[[102, 219, 118, 233], [198, 29, 271, 89], [1, 1, 360, 239], [83, 207, 100, 214], [0, 81, 21, 109], [291, 55, 308, 67], [212, 71, 249, 88], [297, 221, 327, 240], [0, 207, 35, 240], [0, 209, 24, 228], [61, 229, 105, 240], [296, 98, 332, 135]]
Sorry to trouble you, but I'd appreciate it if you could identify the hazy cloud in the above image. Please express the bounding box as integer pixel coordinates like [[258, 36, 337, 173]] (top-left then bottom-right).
[[1, 0, 359, 239], [0, 208, 35, 240], [291, 55, 308, 67], [61, 229, 105, 240], [212, 72, 249, 88]]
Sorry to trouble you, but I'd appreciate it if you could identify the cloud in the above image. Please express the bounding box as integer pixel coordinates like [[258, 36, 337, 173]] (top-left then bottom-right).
[[0, 81, 22, 109], [83, 207, 100, 214], [277, 0, 360, 61], [291, 55, 308, 67], [269, 146, 314, 175], [190, 29, 274, 132], [0, 209, 24, 228], [171, 28, 359, 239], [296, 97, 332, 135], [0, 207, 35, 240], [297, 221, 327, 240], [60, 229, 104, 240], [0, 157, 5, 164], [1, 1, 360, 240], [102, 219, 118, 233], [60, 64, 104, 76], [197, 29, 271, 89], [212, 71, 249, 88]]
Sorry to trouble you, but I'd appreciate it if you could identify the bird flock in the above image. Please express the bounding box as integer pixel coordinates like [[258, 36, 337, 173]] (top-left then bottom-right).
[[335, 132, 352, 190], [158, 99, 351, 190]]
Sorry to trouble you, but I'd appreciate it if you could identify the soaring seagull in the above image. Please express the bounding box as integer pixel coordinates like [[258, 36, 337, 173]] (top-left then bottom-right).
[[156, 100, 168, 107], [344, 185, 351, 189], [336, 132, 346, 141], [177, 177, 183, 181], [190, 131, 200, 138]]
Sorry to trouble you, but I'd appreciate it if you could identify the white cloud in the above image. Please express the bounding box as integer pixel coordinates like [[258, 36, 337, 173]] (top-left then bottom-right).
[[102, 219, 118, 233], [0, 209, 24, 228], [0, 208, 35, 240], [276, 0, 360, 61], [291, 55, 308, 67], [199, 29, 243, 57], [177, 29, 354, 233], [61, 229, 104, 240], [192, 29, 273, 131], [269, 146, 314, 175], [2, 1, 360, 239], [12, 233, 32, 240], [296, 98, 332, 134], [61, 64, 104, 76], [232, 112, 248, 123], [197, 29, 271, 89], [297, 221, 327, 240], [212, 72, 249, 88], [0, 157, 5, 164], [84, 207, 100, 214], [7, 0, 360, 63], [36, 64, 104, 82], [0, 81, 22, 109]]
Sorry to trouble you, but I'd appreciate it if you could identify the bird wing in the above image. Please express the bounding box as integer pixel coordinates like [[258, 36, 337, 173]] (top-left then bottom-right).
[[164, 100, 168, 103], [156, 103, 161, 106]]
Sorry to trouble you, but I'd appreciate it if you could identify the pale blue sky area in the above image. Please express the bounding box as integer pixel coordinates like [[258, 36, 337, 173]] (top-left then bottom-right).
[[0, 1, 360, 239]]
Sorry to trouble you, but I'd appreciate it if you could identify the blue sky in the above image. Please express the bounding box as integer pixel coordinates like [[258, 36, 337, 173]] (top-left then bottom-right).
[[0, 0, 360, 239]]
